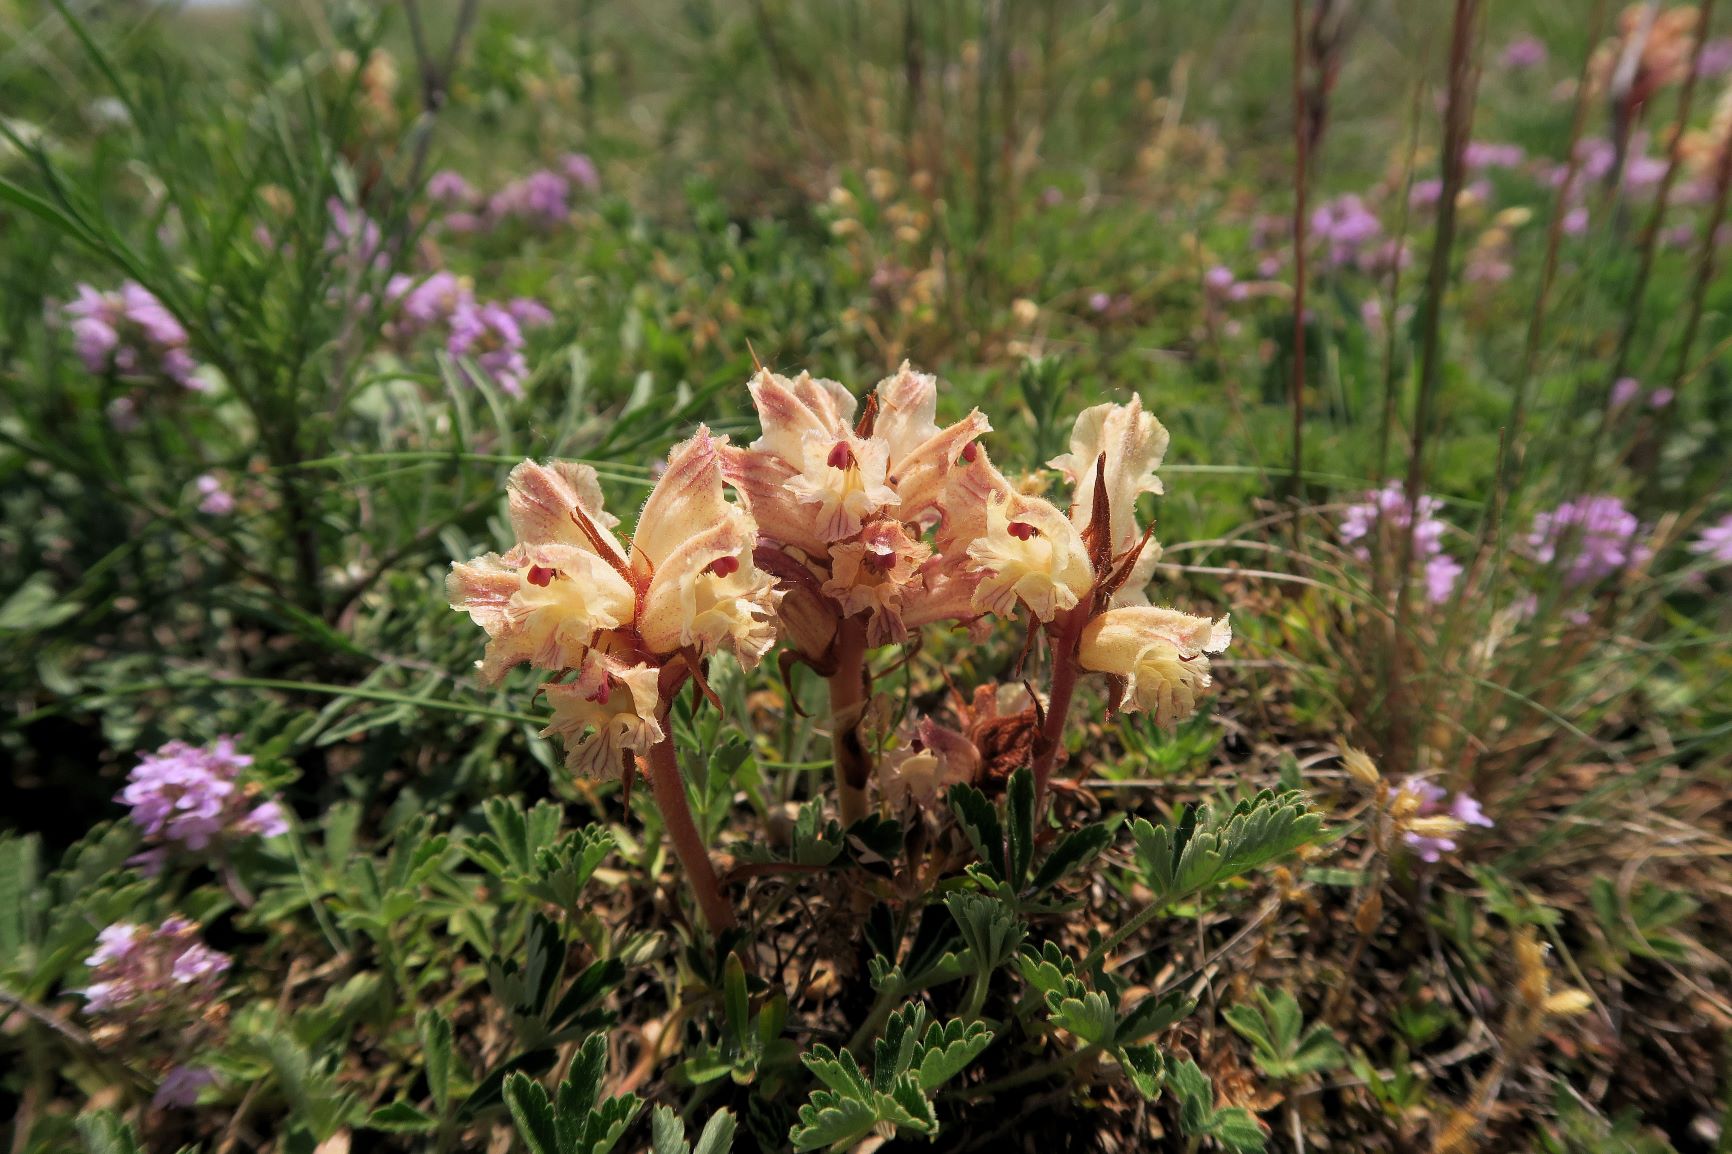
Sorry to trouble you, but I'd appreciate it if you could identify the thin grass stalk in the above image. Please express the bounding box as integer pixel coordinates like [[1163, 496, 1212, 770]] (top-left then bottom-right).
[[1606, 0, 1717, 393], [1389, 0, 1481, 771]]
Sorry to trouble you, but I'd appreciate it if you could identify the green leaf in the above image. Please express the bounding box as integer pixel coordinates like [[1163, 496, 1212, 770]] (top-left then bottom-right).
[[1030, 822, 1114, 892], [691, 1108, 739, 1154], [873, 1003, 928, 1092], [1118, 1044, 1166, 1101], [722, 954, 751, 1051], [1005, 767, 1035, 890], [503, 1073, 558, 1154], [913, 1018, 994, 1091], [419, 1009, 455, 1115], [651, 1105, 688, 1154], [1118, 989, 1196, 1044], [1224, 987, 1342, 1080], [1131, 791, 1324, 909], [944, 892, 1026, 975], [788, 1089, 878, 1152], [76, 1111, 143, 1154], [802, 1046, 873, 1099], [364, 1101, 440, 1133], [1051, 991, 1118, 1047], [881, 1074, 939, 1134], [948, 782, 1005, 881]]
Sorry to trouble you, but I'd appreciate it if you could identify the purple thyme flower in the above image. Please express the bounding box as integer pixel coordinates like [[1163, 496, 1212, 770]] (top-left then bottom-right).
[[1341, 481, 1459, 604], [64, 282, 202, 389], [1501, 35, 1548, 70], [505, 297, 555, 328], [1398, 776, 1494, 862], [1464, 141, 1526, 170], [1698, 37, 1732, 78], [427, 170, 476, 204], [1529, 495, 1650, 585], [560, 153, 601, 192], [119, 736, 288, 864], [1311, 194, 1382, 268], [1689, 514, 1732, 565], [153, 1065, 218, 1110], [325, 198, 385, 271], [195, 474, 235, 516], [448, 299, 529, 396], [81, 917, 231, 1017], [1611, 377, 1642, 408], [1647, 387, 1674, 409], [487, 170, 570, 228], [1088, 291, 1112, 314], [399, 271, 473, 334]]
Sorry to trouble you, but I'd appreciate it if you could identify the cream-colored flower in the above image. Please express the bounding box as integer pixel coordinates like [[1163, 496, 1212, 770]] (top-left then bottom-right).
[[822, 520, 932, 646], [878, 716, 980, 808], [785, 432, 899, 542], [745, 368, 856, 464], [1049, 396, 1169, 556], [1077, 607, 1231, 726], [632, 428, 780, 670], [447, 542, 634, 682], [540, 658, 664, 778], [966, 492, 1093, 622]]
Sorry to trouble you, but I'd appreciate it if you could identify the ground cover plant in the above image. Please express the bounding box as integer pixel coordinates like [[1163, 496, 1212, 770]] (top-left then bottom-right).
[[2, 0, 1731, 1151]]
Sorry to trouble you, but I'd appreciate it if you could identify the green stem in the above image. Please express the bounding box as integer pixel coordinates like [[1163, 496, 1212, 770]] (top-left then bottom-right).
[[1082, 897, 1172, 973], [963, 1043, 1099, 1098]]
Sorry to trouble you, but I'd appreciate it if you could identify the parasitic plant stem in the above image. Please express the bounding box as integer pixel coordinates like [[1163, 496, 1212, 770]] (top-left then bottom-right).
[[646, 734, 736, 934], [828, 615, 873, 826], [1031, 604, 1089, 804]]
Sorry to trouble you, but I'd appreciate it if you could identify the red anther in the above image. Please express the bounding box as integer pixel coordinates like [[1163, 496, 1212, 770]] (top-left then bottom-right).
[[910, 739, 926, 754], [526, 565, 558, 586], [960, 442, 978, 463], [1007, 521, 1039, 541], [826, 441, 856, 470], [586, 677, 613, 704], [707, 555, 740, 578]]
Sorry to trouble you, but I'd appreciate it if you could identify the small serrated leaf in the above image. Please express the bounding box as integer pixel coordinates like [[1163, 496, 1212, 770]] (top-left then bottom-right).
[[502, 1072, 558, 1154], [788, 1089, 878, 1152], [365, 1101, 440, 1133]]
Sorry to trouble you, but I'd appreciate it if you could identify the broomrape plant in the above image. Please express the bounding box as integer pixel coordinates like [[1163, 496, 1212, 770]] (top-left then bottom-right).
[[449, 368, 1231, 932]]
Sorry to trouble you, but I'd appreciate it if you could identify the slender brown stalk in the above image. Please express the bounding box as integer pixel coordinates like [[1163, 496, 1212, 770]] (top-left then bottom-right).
[[827, 615, 872, 825], [1031, 604, 1089, 802], [646, 735, 736, 934], [1289, 0, 1309, 510], [1390, 0, 1481, 770]]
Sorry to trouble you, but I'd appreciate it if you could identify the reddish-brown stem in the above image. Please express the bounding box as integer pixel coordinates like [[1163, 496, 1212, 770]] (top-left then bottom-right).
[[646, 734, 736, 934], [827, 615, 872, 826], [1031, 605, 1089, 803], [1289, 0, 1308, 512]]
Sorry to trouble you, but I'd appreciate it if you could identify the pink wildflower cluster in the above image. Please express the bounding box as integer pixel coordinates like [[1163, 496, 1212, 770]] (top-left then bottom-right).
[[432, 153, 600, 233], [1339, 481, 1462, 604], [120, 736, 288, 873], [81, 917, 230, 1108], [385, 271, 553, 396], [1688, 514, 1732, 566], [1310, 194, 1385, 269], [64, 282, 201, 389], [1528, 495, 1650, 586], [1398, 777, 1493, 862]]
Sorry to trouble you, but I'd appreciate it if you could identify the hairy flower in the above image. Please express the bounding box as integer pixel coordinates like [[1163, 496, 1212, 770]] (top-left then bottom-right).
[[1078, 608, 1231, 727], [967, 492, 1093, 622], [726, 364, 992, 647], [450, 431, 778, 775], [1049, 396, 1168, 556], [879, 716, 981, 808]]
